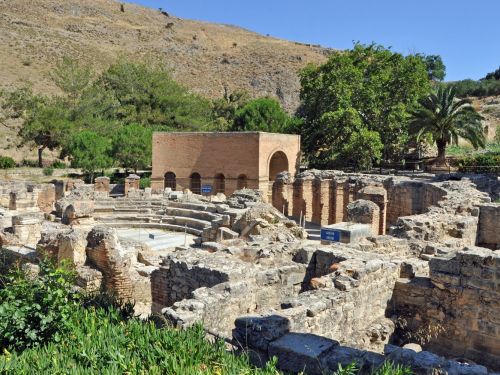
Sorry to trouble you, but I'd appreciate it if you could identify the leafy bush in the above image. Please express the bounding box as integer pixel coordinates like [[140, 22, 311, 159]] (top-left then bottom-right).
[[0, 258, 79, 351], [457, 152, 500, 172], [0, 308, 279, 374], [139, 177, 151, 189], [42, 167, 54, 176], [51, 160, 67, 169], [21, 159, 38, 167], [0, 156, 15, 169]]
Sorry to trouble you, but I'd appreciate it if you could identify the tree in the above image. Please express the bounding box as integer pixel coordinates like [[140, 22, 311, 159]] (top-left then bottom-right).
[[16, 96, 72, 167], [483, 67, 500, 81], [212, 89, 250, 131], [111, 124, 152, 172], [339, 128, 383, 171], [409, 86, 485, 165], [232, 97, 293, 133], [420, 54, 446, 81], [68, 131, 112, 182], [51, 57, 93, 104], [299, 43, 430, 168], [97, 60, 213, 129]]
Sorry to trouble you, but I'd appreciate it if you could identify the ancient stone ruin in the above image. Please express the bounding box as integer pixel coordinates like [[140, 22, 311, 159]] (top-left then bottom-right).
[[1, 171, 500, 374]]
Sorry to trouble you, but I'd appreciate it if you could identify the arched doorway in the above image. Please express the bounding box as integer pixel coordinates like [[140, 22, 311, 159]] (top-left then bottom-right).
[[237, 174, 248, 189], [164, 172, 176, 190], [269, 151, 289, 181], [214, 173, 225, 194], [190, 172, 201, 194]]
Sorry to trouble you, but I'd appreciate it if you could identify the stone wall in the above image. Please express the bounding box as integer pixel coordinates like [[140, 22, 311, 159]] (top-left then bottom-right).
[[233, 316, 493, 375], [393, 247, 500, 371], [478, 203, 500, 249]]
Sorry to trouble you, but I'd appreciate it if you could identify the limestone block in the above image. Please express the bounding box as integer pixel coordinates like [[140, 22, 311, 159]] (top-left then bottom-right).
[[233, 315, 290, 351], [94, 177, 110, 194], [12, 212, 44, 244], [268, 333, 338, 375], [347, 199, 380, 236], [217, 227, 239, 241], [58, 229, 89, 266], [63, 200, 95, 224]]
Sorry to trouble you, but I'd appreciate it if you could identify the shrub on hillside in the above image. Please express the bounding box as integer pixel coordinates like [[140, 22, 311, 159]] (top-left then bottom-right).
[[0, 156, 15, 169], [42, 167, 54, 176], [21, 159, 38, 167], [51, 160, 67, 169]]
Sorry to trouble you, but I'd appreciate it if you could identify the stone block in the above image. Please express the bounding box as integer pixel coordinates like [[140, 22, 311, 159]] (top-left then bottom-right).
[[268, 333, 338, 375], [233, 315, 290, 351]]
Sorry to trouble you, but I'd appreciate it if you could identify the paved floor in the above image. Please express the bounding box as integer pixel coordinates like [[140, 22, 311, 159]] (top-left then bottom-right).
[[116, 228, 195, 251]]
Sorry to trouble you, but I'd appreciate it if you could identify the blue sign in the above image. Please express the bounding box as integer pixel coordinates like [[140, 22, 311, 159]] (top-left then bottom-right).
[[201, 184, 213, 194], [320, 228, 341, 242]]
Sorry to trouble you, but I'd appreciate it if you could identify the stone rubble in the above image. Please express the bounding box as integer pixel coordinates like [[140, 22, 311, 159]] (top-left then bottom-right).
[[1, 171, 500, 373]]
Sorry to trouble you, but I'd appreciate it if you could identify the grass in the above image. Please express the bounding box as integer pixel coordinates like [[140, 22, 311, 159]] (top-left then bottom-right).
[[446, 142, 500, 157]]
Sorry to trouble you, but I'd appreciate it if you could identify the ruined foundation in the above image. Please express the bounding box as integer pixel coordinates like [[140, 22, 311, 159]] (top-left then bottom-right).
[[1, 171, 500, 374]]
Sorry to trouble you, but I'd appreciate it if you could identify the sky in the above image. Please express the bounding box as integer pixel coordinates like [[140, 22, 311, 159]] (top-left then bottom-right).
[[129, 0, 499, 82]]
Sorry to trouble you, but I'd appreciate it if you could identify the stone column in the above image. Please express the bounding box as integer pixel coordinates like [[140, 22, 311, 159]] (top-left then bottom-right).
[[357, 186, 388, 235], [124, 174, 140, 196], [331, 180, 346, 224], [94, 176, 111, 195], [302, 179, 314, 223]]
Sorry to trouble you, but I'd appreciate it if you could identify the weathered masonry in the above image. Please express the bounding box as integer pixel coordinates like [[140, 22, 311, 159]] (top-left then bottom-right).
[[151, 132, 301, 198]]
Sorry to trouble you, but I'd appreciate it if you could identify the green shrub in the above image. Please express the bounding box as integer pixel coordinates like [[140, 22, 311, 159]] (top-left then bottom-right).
[[139, 177, 151, 189], [21, 159, 38, 167], [457, 152, 500, 172], [0, 308, 279, 374], [0, 156, 16, 169], [51, 160, 67, 169], [495, 126, 500, 144], [42, 167, 54, 176], [0, 258, 79, 351]]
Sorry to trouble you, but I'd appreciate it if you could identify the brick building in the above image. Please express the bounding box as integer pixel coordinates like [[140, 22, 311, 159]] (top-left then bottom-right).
[[151, 132, 301, 198]]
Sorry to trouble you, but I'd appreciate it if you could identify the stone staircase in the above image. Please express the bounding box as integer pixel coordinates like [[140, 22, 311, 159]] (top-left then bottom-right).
[[94, 198, 230, 243]]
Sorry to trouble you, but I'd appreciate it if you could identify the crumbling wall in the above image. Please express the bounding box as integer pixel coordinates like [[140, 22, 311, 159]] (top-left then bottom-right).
[[86, 226, 151, 309], [393, 248, 500, 370], [478, 203, 500, 249]]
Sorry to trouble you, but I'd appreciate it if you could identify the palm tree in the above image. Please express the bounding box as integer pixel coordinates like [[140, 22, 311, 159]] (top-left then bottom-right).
[[410, 86, 485, 165]]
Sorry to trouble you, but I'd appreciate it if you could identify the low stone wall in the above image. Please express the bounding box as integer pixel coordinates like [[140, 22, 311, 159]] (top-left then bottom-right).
[[233, 315, 493, 375], [393, 247, 500, 371]]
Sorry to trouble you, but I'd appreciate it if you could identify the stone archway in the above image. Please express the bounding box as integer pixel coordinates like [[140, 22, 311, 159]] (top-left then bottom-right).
[[269, 151, 289, 181]]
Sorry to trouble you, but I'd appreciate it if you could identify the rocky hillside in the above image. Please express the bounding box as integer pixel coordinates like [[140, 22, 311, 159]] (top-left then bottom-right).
[[0, 0, 331, 112]]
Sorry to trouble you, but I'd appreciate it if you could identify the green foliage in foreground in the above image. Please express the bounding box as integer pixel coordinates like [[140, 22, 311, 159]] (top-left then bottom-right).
[[333, 360, 412, 375], [0, 156, 16, 169], [0, 259, 79, 351], [0, 258, 413, 375], [0, 309, 279, 375]]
